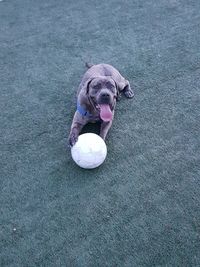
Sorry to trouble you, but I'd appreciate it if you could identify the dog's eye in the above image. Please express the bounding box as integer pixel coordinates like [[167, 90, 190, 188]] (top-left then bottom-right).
[[106, 82, 115, 92], [105, 82, 114, 89], [93, 84, 101, 90]]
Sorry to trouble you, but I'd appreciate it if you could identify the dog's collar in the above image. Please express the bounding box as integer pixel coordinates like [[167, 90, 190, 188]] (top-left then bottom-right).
[[77, 102, 93, 118]]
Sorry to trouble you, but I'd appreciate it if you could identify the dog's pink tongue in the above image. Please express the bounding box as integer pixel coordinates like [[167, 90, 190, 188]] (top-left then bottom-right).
[[99, 104, 113, 122]]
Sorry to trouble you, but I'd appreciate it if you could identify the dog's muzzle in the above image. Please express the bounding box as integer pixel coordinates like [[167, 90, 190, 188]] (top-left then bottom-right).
[[99, 92, 112, 105]]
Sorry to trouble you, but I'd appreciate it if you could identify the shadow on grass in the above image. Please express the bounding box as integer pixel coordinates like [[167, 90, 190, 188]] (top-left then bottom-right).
[[80, 121, 101, 136]]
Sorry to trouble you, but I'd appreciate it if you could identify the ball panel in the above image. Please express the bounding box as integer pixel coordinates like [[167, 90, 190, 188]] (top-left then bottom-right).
[[71, 133, 107, 169]]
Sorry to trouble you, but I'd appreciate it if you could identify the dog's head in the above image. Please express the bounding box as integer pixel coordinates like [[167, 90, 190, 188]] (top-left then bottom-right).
[[85, 76, 118, 121], [78, 76, 119, 121], [88, 77, 117, 105]]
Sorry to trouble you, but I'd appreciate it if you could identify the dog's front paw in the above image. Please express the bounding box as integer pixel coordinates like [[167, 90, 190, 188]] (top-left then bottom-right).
[[124, 88, 134, 98], [68, 132, 78, 147]]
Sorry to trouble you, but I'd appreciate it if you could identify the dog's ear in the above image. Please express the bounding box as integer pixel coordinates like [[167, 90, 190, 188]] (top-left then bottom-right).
[[85, 79, 94, 94], [111, 78, 134, 100], [77, 78, 95, 111], [110, 78, 121, 101], [78, 78, 94, 96], [115, 84, 121, 101]]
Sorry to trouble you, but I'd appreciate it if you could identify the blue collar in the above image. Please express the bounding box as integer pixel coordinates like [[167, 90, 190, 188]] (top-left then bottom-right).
[[77, 102, 93, 118]]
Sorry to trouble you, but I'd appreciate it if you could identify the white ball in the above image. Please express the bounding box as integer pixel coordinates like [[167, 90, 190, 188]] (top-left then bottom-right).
[[71, 133, 107, 169]]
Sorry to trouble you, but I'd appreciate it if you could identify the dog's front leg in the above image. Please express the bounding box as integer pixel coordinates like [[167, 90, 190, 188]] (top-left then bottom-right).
[[68, 112, 87, 147], [100, 120, 113, 141]]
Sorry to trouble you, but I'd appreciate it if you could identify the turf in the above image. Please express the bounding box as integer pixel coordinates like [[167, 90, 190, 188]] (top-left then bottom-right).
[[1, 0, 200, 266]]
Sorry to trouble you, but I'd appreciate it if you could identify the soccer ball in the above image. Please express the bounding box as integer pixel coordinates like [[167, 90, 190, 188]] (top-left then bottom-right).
[[71, 133, 107, 169]]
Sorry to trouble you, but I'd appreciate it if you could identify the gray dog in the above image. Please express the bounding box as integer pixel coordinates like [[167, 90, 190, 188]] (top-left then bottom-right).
[[68, 63, 134, 146]]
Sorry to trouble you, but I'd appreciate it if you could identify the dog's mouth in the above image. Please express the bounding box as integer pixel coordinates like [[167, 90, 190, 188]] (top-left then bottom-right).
[[98, 104, 113, 122]]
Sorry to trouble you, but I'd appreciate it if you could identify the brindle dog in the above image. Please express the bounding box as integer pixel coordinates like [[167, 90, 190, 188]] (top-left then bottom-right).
[[68, 63, 134, 146]]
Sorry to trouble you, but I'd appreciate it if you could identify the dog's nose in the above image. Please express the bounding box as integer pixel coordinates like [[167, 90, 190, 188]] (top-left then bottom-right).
[[100, 91, 111, 104], [102, 93, 110, 98]]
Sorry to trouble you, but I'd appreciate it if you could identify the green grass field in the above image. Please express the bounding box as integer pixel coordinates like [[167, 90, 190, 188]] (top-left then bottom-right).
[[1, 0, 200, 266]]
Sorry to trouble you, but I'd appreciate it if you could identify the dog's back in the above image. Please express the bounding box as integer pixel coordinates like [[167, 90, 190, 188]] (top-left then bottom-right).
[[83, 63, 122, 82]]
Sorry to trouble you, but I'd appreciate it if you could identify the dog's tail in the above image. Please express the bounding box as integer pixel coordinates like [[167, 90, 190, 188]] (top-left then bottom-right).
[[85, 62, 94, 69]]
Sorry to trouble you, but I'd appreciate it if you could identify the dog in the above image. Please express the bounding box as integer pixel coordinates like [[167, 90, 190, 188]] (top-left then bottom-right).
[[68, 63, 134, 146]]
